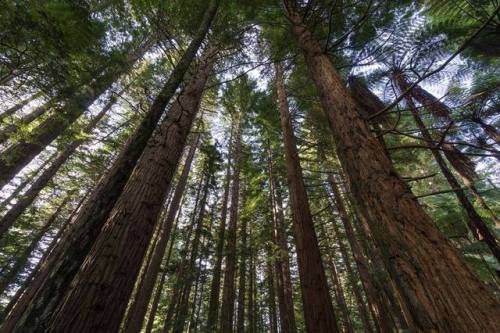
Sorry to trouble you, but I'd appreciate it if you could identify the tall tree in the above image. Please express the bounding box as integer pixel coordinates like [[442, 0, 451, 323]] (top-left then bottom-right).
[[0, 3, 220, 331], [282, 2, 500, 330], [275, 62, 339, 332]]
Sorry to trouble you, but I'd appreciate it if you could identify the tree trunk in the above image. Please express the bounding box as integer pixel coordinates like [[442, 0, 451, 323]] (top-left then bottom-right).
[[326, 173, 397, 333], [0, 154, 55, 213], [123, 134, 200, 333], [163, 181, 204, 333], [0, 92, 42, 123], [236, 214, 248, 333], [247, 240, 255, 333], [326, 252, 354, 333], [206, 126, 233, 332], [0, 102, 52, 145], [283, 4, 500, 330], [275, 62, 339, 332], [0, 95, 116, 237], [172, 170, 211, 333], [220, 116, 243, 333], [265, 250, 279, 333], [0, 41, 149, 189], [402, 95, 500, 262], [0, 14, 218, 329], [144, 199, 183, 333], [266, 141, 298, 333], [45, 45, 217, 332], [0, 196, 69, 295], [396, 73, 499, 222]]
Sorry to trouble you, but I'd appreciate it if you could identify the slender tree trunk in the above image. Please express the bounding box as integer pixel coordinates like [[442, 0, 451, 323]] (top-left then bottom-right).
[[326, 173, 396, 333], [236, 215, 248, 333], [396, 73, 499, 222], [283, 3, 500, 330], [0, 153, 55, 213], [0, 102, 52, 145], [220, 116, 243, 333], [0, 95, 116, 237], [207, 126, 233, 332], [0, 192, 85, 321], [265, 250, 279, 333], [0, 196, 69, 295], [123, 134, 200, 333], [0, 19, 218, 330], [275, 62, 339, 332], [0, 41, 149, 189], [402, 95, 500, 262], [476, 120, 500, 146], [144, 201, 183, 333], [173, 171, 211, 333], [325, 251, 354, 333], [0, 92, 42, 123], [266, 141, 298, 333], [163, 182, 204, 333], [45, 46, 217, 332]]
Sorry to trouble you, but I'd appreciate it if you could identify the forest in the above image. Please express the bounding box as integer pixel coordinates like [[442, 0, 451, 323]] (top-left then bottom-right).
[[0, 0, 499, 332]]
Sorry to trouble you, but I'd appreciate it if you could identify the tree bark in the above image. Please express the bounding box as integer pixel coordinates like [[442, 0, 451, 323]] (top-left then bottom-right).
[[0, 12, 218, 329], [0, 95, 116, 237], [275, 62, 339, 333], [172, 168, 212, 333], [220, 116, 243, 333], [206, 126, 233, 332], [236, 214, 248, 333], [326, 173, 396, 333], [122, 134, 200, 333], [283, 3, 500, 330], [45, 45, 217, 332], [265, 247, 279, 333], [266, 141, 297, 333]]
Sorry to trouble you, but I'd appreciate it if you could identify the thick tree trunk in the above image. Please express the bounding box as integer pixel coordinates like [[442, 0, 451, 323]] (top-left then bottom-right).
[[275, 62, 339, 332], [0, 95, 116, 237], [283, 4, 500, 330], [403, 95, 500, 262], [45, 45, 217, 332], [236, 215, 248, 333], [266, 141, 298, 333], [0, 16, 218, 330], [123, 134, 200, 333], [206, 126, 233, 332], [220, 116, 243, 333]]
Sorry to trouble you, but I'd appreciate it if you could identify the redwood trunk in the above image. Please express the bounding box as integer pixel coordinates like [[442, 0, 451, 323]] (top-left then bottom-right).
[[220, 117, 242, 333], [123, 134, 200, 333], [45, 49, 216, 332], [1, 12, 218, 330], [236, 214, 248, 333], [284, 4, 500, 330], [0, 92, 42, 123], [275, 62, 339, 332], [206, 127, 233, 332]]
